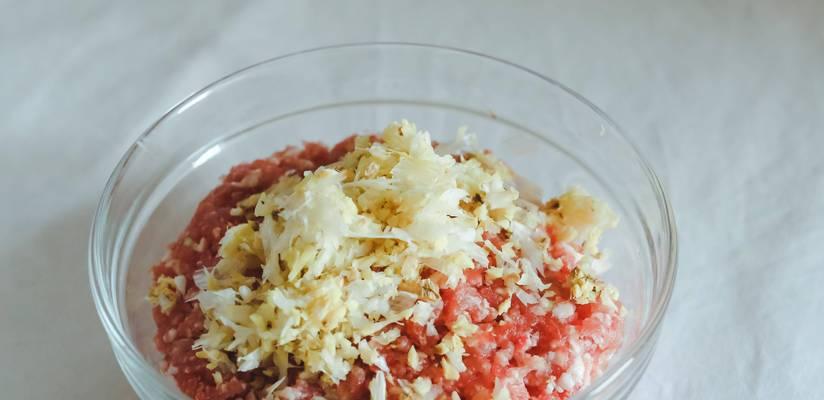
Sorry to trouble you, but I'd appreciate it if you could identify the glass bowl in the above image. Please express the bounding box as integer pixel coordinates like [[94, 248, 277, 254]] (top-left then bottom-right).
[[89, 43, 677, 399]]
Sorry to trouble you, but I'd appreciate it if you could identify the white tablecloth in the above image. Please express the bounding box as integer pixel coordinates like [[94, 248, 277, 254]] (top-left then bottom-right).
[[2, 1, 822, 398]]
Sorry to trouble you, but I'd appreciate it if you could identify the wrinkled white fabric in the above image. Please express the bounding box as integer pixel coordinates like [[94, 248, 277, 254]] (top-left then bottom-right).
[[1, 1, 822, 399]]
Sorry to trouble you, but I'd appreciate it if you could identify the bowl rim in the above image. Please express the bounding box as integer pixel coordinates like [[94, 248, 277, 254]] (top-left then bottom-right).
[[89, 41, 678, 399]]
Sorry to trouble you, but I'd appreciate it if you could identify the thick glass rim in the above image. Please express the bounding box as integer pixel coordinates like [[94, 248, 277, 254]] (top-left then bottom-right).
[[89, 42, 678, 399]]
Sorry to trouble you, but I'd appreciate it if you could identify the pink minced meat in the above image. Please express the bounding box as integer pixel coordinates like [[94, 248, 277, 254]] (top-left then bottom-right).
[[150, 138, 623, 400]]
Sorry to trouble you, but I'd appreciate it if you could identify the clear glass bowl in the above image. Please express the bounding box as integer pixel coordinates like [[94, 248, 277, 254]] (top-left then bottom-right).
[[89, 43, 677, 399]]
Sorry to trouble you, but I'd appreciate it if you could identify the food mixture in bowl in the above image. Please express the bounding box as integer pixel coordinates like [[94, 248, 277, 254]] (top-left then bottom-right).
[[148, 120, 625, 400]]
